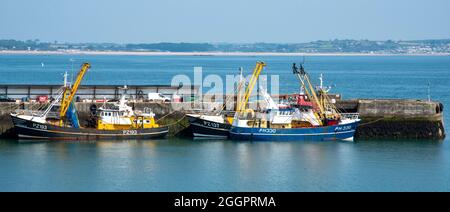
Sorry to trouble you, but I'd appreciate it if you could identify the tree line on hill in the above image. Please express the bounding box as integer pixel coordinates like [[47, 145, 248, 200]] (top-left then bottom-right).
[[1, 39, 449, 54]]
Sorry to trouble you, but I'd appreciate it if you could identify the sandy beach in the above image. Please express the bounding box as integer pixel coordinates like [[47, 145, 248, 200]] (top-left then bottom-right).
[[1, 50, 449, 57]]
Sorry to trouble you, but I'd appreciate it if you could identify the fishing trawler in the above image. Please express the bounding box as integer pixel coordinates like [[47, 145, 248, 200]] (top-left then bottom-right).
[[186, 67, 247, 138], [187, 114, 232, 138], [10, 63, 169, 140], [229, 62, 360, 141]]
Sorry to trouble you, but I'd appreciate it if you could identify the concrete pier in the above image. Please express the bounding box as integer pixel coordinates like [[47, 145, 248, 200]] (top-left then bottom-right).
[[336, 99, 445, 140], [0, 99, 446, 140]]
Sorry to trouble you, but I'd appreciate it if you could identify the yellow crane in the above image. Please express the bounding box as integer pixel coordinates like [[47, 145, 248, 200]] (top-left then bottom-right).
[[236, 61, 266, 114], [59, 63, 91, 126]]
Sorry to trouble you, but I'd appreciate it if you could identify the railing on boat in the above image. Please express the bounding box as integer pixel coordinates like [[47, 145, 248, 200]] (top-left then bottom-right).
[[13, 109, 60, 118]]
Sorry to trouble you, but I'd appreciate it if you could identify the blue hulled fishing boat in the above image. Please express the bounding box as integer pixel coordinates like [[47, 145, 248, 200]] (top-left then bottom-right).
[[229, 62, 360, 142], [229, 113, 359, 141]]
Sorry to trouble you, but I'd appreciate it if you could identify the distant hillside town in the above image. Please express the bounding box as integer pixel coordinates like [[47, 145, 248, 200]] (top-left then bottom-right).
[[1, 39, 450, 54]]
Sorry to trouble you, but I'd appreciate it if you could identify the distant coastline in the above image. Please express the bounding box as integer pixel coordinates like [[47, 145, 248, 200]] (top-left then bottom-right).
[[2, 39, 450, 56], [1, 50, 449, 56]]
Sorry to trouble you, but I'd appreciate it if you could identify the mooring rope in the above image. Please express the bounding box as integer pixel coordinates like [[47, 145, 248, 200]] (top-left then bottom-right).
[[155, 108, 184, 123], [162, 114, 188, 128], [358, 117, 385, 126]]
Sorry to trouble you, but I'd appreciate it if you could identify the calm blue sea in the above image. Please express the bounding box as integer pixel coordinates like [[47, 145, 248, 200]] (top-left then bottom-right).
[[0, 54, 449, 191]]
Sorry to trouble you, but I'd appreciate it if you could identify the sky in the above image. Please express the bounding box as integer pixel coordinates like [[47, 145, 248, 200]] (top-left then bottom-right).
[[0, 0, 449, 43]]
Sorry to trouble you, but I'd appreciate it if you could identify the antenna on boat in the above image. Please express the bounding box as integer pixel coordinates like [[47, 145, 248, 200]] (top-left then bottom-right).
[[119, 84, 129, 96], [70, 58, 75, 86], [237, 67, 244, 91], [63, 71, 68, 87], [319, 73, 323, 90], [317, 73, 331, 93], [239, 67, 243, 79], [118, 84, 130, 103]]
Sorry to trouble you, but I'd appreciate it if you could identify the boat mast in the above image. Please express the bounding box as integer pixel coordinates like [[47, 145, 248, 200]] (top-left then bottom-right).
[[236, 67, 245, 112], [63, 71, 68, 87]]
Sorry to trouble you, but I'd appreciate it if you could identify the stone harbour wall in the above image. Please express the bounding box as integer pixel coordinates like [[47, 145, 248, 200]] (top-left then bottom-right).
[[0, 99, 446, 140]]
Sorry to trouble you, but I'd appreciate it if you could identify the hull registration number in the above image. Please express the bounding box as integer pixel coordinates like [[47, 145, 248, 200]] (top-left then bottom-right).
[[203, 121, 220, 128], [258, 128, 276, 134], [335, 125, 352, 131], [32, 123, 48, 130], [123, 130, 138, 135]]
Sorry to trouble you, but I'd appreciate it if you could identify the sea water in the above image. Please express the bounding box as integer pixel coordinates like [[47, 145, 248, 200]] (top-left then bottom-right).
[[0, 54, 449, 191]]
